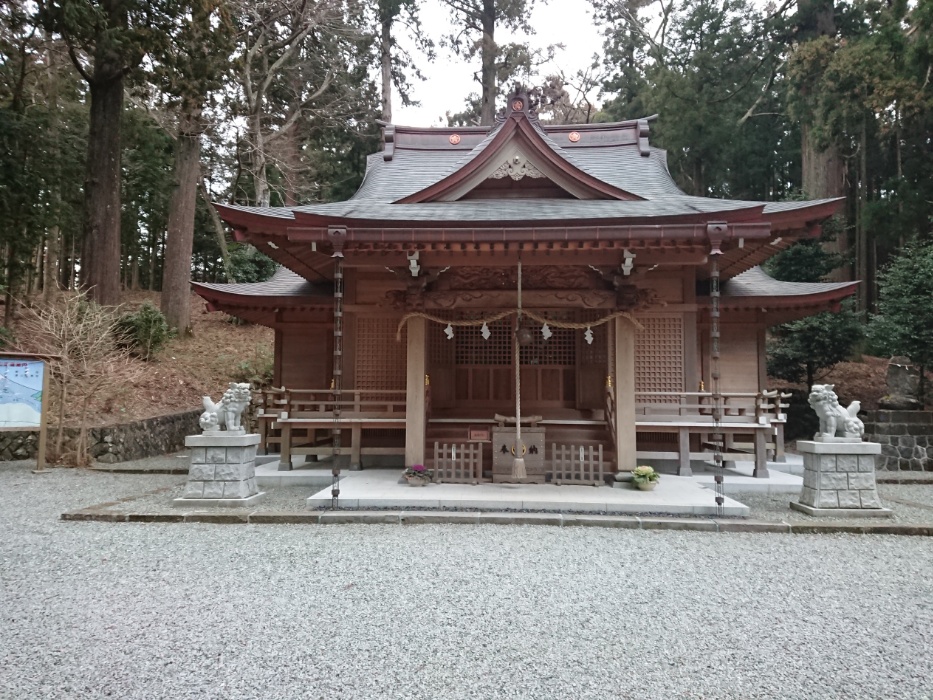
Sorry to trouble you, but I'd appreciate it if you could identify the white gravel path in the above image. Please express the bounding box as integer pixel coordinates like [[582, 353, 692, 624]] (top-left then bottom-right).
[[2, 462, 933, 699]]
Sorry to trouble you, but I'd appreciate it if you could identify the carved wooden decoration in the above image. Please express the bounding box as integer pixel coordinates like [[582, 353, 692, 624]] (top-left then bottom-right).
[[443, 266, 600, 291], [491, 156, 545, 181]]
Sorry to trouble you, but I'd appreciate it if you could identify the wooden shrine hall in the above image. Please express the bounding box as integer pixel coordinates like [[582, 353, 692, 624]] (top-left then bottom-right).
[[194, 89, 858, 484]]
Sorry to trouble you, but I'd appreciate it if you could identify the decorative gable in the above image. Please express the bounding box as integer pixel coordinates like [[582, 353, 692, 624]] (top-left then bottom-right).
[[396, 90, 644, 204]]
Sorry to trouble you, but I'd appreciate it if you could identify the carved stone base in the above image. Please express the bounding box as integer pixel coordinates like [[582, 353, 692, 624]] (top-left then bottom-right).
[[791, 440, 889, 514], [177, 433, 262, 506], [789, 502, 891, 518]]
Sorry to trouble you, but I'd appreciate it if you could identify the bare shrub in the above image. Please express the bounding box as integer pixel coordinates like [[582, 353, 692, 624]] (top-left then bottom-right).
[[12, 292, 142, 465]]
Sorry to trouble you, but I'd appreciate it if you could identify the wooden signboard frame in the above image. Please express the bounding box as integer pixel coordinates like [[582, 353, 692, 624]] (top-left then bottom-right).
[[0, 352, 56, 473]]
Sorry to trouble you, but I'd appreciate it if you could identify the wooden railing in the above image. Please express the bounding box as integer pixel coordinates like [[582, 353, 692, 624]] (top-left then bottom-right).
[[257, 388, 407, 418], [634, 391, 762, 419], [255, 388, 407, 469]]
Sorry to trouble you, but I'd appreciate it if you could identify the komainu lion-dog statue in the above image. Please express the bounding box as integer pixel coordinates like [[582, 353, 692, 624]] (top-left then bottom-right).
[[199, 382, 252, 433], [808, 384, 864, 439]]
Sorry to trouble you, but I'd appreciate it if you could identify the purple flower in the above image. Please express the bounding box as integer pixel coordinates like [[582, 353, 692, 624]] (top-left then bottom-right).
[[411, 464, 425, 472]]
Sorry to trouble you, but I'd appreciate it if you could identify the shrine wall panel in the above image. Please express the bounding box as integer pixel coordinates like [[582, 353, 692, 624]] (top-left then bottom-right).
[[280, 325, 332, 389], [352, 271, 404, 307], [719, 323, 762, 393], [633, 313, 685, 398], [355, 315, 407, 391]]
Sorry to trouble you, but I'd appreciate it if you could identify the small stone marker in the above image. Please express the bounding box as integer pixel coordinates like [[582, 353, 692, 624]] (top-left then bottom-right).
[[175, 383, 265, 508], [790, 385, 891, 518]]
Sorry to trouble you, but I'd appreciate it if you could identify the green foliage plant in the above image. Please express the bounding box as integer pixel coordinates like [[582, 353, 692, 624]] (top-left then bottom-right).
[[115, 302, 174, 360], [766, 234, 863, 391], [868, 242, 933, 401], [227, 346, 274, 388], [632, 465, 660, 485]]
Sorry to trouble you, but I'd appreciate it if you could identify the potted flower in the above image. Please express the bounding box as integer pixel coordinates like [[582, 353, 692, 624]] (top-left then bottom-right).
[[631, 465, 660, 491], [403, 464, 433, 486]]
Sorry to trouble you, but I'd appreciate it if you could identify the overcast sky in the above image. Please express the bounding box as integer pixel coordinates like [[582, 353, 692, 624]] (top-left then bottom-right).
[[393, 1, 608, 126]]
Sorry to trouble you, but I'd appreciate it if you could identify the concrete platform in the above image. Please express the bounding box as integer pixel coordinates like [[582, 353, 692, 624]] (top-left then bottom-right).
[[691, 458, 804, 494], [304, 469, 750, 516]]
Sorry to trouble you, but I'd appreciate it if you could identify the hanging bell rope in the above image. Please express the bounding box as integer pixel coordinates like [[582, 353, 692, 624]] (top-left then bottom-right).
[[512, 257, 527, 480]]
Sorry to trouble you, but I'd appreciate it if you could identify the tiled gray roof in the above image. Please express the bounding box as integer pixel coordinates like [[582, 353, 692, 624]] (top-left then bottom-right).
[[290, 197, 771, 222], [223, 194, 838, 225], [193, 267, 328, 297], [351, 139, 684, 203], [722, 266, 859, 298]]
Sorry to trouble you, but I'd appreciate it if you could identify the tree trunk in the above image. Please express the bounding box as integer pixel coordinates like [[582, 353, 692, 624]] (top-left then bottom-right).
[[251, 110, 270, 207], [161, 106, 203, 335], [199, 178, 233, 282], [480, 0, 497, 126], [856, 117, 869, 309], [380, 13, 393, 123], [80, 67, 125, 306], [797, 0, 848, 281]]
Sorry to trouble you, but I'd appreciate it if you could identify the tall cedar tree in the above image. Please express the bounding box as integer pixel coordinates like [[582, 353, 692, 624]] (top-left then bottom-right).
[[39, 0, 173, 306], [159, 0, 234, 334], [376, 0, 433, 123], [442, 0, 541, 125]]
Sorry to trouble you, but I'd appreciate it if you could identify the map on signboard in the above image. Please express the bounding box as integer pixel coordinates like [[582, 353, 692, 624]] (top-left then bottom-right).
[[0, 359, 44, 428]]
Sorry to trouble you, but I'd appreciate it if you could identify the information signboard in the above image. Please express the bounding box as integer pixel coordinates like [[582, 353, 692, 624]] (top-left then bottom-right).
[[0, 358, 44, 428]]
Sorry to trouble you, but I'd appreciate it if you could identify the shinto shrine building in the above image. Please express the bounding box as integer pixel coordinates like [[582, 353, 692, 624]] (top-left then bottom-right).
[[193, 90, 857, 484]]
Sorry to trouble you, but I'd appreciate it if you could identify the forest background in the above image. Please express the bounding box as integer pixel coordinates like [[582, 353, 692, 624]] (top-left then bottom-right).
[[1, 0, 932, 451]]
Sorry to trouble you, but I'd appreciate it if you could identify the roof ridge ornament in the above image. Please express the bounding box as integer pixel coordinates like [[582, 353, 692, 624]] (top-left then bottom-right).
[[499, 84, 539, 123]]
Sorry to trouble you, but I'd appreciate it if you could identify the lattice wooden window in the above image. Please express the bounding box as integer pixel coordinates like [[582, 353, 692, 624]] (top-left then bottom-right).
[[579, 310, 607, 366], [355, 316, 407, 391], [634, 314, 684, 400], [454, 317, 512, 366], [513, 310, 571, 367], [428, 321, 455, 367]]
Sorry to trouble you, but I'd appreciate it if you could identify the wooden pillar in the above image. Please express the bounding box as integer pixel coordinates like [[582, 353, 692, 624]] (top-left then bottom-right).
[[614, 317, 637, 471], [405, 316, 427, 466]]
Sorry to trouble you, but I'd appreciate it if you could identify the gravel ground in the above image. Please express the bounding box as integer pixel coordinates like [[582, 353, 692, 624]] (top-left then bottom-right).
[[2, 462, 933, 699], [72, 462, 933, 526]]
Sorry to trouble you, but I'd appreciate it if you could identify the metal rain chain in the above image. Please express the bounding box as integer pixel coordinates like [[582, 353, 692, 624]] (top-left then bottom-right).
[[331, 259, 345, 509], [512, 257, 527, 480], [710, 254, 725, 516]]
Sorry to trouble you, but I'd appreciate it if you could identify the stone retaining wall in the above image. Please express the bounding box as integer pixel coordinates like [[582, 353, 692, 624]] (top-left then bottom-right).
[[0, 410, 201, 463], [864, 410, 933, 471]]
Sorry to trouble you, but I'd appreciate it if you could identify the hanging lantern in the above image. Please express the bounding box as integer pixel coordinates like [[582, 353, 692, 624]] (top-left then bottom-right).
[[516, 324, 535, 346]]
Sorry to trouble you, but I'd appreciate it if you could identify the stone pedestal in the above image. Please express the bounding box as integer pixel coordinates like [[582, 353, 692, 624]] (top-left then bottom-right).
[[790, 440, 891, 517], [175, 431, 265, 507]]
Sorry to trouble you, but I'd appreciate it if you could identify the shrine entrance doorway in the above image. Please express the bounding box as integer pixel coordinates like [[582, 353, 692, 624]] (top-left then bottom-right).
[[425, 311, 608, 416]]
